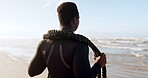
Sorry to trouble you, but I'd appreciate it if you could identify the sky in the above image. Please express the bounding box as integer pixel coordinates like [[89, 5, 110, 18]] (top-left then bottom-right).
[[0, 0, 148, 38]]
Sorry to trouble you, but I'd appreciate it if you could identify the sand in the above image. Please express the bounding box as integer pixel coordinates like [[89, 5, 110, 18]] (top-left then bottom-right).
[[0, 52, 113, 78], [1, 52, 147, 78], [0, 53, 48, 78]]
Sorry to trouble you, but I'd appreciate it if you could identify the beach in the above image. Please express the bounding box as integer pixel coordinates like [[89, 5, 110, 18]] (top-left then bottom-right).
[[0, 52, 48, 78], [1, 53, 147, 78], [0, 39, 47, 78], [0, 38, 148, 78], [106, 54, 148, 78]]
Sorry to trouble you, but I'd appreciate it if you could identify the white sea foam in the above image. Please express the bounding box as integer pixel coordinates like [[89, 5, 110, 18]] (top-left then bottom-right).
[[0, 38, 40, 61], [97, 38, 148, 44], [131, 52, 144, 57], [0, 38, 148, 61], [96, 38, 148, 52], [137, 44, 148, 47], [98, 45, 148, 51]]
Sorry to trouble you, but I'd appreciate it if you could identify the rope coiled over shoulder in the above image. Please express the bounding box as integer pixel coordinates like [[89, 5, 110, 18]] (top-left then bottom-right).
[[43, 30, 107, 78]]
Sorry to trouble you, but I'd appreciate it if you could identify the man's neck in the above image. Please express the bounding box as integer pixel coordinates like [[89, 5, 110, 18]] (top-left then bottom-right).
[[60, 25, 74, 32]]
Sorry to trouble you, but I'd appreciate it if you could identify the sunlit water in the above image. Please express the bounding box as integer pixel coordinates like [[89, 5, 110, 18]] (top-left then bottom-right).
[[0, 38, 148, 78]]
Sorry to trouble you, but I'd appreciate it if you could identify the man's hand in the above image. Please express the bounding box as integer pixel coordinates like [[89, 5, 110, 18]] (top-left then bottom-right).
[[94, 53, 107, 67]]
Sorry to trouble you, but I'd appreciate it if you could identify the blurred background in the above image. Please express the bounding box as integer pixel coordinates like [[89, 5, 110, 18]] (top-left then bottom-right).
[[0, 0, 148, 78], [0, 0, 148, 38]]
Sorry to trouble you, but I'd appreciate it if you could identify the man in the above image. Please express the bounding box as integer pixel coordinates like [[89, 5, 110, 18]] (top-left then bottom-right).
[[28, 2, 106, 78]]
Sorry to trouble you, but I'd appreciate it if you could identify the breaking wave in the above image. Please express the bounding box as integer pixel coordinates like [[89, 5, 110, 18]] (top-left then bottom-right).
[[92, 38, 148, 52]]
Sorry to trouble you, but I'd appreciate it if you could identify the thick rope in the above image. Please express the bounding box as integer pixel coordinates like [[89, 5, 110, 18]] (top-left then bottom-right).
[[43, 30, 107, 78]]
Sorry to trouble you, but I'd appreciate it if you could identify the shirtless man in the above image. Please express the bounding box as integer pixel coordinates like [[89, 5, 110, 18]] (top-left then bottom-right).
[[28, 2, 106, 78]]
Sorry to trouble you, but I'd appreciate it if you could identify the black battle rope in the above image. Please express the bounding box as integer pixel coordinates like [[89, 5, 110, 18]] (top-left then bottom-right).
[[43, 30, 107, 78]]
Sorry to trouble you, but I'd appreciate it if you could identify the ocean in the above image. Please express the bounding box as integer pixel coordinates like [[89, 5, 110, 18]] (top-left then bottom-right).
[[0, 38, 148, 78]]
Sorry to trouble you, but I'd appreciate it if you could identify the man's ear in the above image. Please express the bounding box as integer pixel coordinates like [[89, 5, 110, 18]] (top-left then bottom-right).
[[71, 17, 77, 25], [72, 16, 79, 31], [73, 17, 77, 24]]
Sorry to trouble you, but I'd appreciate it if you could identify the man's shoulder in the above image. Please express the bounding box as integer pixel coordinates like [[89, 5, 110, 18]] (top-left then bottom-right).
[[74, 41, 89, 54], [75, 41, 88, 48], [39, 39, 88, 47], [66, 40, 88, 46], [37, 39, 52, 48]]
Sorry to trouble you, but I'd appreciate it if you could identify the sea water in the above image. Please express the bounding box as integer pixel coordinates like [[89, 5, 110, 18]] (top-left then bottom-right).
[[90, 38, 148, 78], [0, 38, 148, 78]]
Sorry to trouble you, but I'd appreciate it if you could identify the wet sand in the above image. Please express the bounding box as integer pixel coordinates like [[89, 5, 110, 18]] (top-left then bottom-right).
[[0, 52, 148, 78], [0, 53, 48, 78], [106, 54, 148, 78]]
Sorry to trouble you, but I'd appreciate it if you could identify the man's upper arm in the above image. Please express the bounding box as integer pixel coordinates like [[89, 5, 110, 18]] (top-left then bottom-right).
[[73, 43, 100, 78], [28, 40, 46, 77], [73, 43, 92, 78]]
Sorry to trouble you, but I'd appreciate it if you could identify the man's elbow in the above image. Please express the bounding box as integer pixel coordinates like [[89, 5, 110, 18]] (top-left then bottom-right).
[[28, 71, 36, 77], [28, 68, 38, 77], [28, 69, 42, 77]]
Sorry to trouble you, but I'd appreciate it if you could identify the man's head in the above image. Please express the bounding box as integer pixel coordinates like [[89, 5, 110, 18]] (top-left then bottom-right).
[[57, 2, 79, 31]]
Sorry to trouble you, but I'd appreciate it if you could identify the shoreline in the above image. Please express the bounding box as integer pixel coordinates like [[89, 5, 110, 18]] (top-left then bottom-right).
[[0, 52, 47, 78], [0, 52, 148, 78]]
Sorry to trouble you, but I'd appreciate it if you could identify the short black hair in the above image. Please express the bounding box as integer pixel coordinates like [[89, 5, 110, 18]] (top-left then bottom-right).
[[57, 2, 79, 26]]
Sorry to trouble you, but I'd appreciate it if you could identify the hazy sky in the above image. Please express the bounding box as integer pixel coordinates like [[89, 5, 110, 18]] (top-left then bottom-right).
[[0, 0, 148, 38]]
